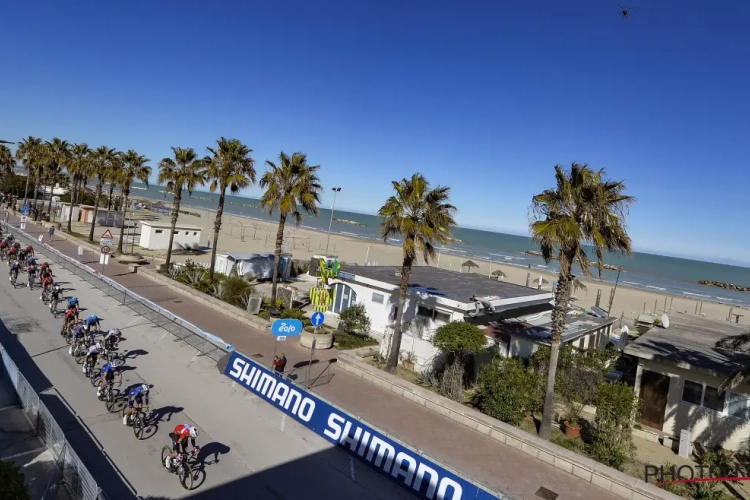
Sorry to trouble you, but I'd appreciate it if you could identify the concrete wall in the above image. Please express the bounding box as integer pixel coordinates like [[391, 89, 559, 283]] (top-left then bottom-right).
[[635, 358, 750, 452], [139, 224, 201, 250]]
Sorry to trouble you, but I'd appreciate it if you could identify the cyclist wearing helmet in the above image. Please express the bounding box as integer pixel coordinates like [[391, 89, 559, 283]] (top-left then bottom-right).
[[83, 342, 104, 374], [123, 384, 150, 425], [7, 245, 17, 262], [26, 255, 36, 267], [41, 274, 54, 301], [50, 283, 62, 303], [62, 306, 78, 336], [9, 260, 20, 283], [84, 314, 101, 334], [96, 362, 118, 397], [70, 325, 86, 351], [67, 297, 80, 309], [104, 328, 121, 349], [166, 424, 200, 468], [24, 245, 33, 257]]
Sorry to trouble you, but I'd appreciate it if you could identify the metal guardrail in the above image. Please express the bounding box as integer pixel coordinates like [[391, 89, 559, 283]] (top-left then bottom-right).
[[0, 343, 104, 500], [1, 221, 232, 363]]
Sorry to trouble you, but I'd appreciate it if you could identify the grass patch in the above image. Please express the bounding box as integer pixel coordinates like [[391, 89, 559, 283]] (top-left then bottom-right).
[[333, 330, 378, 350]]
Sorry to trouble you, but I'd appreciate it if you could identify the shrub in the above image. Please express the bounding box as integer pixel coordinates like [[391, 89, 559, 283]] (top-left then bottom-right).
[[221, 276, 254, 308], [334, 330, 379, 350], [473, 358, 542, 426], [588, 381, 641, 470], [433, 322, 487, 402], [0, 459, 30, 500], [339, 303, 371, 335]]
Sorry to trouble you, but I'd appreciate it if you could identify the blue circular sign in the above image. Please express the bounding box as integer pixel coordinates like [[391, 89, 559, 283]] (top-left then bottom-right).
[[311, 311, 325, 327], [271, 319, 303, 337]]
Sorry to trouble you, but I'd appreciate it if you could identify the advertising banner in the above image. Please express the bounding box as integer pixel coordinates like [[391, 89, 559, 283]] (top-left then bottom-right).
[[222, 351, 502, 500]]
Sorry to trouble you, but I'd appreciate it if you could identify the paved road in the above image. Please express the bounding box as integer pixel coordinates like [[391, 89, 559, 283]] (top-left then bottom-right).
[[0, 243, 413, 499]]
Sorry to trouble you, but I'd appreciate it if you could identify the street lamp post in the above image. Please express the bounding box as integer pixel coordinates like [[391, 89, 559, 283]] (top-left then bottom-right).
[[325, 187, 341, 256]]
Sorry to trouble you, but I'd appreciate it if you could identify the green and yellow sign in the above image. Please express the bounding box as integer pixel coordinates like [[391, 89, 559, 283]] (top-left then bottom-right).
[[310, 286, 334, 312], [319, 259, 341, 285]]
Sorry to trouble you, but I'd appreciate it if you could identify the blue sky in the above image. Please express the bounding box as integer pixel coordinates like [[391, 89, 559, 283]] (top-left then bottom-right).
[[1, 1, 748, 263]]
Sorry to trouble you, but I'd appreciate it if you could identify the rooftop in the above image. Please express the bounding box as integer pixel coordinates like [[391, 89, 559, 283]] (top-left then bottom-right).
[[344, 265, 547, 303], [140, 221, 202, 230], [624, 313, 749, 376], [486, 311, 616, 345]]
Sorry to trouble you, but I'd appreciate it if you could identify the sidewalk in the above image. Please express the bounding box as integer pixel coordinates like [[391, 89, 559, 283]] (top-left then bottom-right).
[[17, 217, 620, 499]]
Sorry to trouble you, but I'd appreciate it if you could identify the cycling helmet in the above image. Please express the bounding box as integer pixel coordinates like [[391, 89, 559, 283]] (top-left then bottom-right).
[[189, 427, 199, 438], [109, 328, 121, 337], [141, 384, 149, 393], [42, 262, 49, 268]]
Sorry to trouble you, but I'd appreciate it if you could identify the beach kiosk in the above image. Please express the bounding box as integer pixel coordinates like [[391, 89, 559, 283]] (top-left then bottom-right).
[[138, 221, 202, 250]]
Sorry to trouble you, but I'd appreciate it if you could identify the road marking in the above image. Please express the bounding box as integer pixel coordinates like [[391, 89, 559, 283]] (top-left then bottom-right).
[[349, 456, 357, 482], [280, 414, 286, 433]]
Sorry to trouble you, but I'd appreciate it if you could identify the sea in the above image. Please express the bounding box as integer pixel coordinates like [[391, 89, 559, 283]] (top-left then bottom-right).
[[124, 182, 750, 308]]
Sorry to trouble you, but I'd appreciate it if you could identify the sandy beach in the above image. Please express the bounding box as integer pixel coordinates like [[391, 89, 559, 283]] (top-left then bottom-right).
[[96, 197, 750, 329]]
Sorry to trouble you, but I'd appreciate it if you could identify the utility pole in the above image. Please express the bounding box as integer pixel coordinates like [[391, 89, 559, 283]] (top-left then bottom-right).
[[325, 187, 341, 256]]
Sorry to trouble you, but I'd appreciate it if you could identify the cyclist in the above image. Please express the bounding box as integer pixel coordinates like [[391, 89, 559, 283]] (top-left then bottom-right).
[[84, 314, 101, 334], [41, 274, 54, 301], [49, 282, 63, 308], [69, 324, 87, 351], [67, 297, 80, 313], [9, 260, 20, 283], [165, 424, 200, 469], [123, 384, 150, 426], [0, 238, 7, 257], [7, 245, 17, 263], [104, 328, 121, 350], [62, 307, 78, 336], [82, 342, 104, 374], [26, 264, 37, 288], [26, 255, 36, 267], [40, 262, 52, 280], [96, 362, 118, 398], [24, 244, 34, 258]]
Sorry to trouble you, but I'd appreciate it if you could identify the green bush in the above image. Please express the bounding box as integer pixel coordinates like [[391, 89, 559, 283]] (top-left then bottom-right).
[[221, 276, 254, 308], [0, 459, 31, 500], [334, 330, 379, 350], [588, 382, 641, 470], [339, 304, 371, 335], [433, 322, 488, 402], [473, 358, 542, 426]]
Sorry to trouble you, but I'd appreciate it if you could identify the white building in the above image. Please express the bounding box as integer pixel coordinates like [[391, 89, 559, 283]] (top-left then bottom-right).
[[327, 266, 555, 371], [138, 221, 202, 250], [625, 314, 750, 453], [58, 203, 81, 224]]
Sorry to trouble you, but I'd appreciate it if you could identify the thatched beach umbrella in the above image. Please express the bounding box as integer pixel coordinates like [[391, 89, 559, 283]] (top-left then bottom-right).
[[462, 260, 479, 273], [491, 269, 506, 281]]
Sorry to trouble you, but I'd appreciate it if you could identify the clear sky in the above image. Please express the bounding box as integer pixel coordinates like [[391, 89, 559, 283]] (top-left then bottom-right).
[[0, 1, 748, 263]]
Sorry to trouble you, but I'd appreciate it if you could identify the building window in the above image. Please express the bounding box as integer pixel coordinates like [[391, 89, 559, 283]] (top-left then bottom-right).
[[155, 229, 163, 234], [727, 393, 750, 419], [434, 311, 451, 324], [174, 231, 179, 234], [372, 292, 384, 304], [681, 380, 703, 406], [703, 386, 725, 412], [193, 232, 198, 235], [417, 306, 433, 318]]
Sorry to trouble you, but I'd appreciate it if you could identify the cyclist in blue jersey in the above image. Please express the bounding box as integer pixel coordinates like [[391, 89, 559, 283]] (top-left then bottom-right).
[[84, 314, 101, 334], [96, 362, 118, 397], [123, 384, 150, 425]]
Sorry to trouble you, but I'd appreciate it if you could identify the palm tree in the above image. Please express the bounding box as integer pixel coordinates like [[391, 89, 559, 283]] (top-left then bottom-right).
[[158, 148, 206, 267], [30, 143, 51, 221], [67, 144, 91, 232], [0, 144, 15, 180], [529, 163, 634, 440], [205, 138, 255, 282], [45, 138, 71, 220], [15, 136, 43, 209], [378, 173, 456, 373], [117, 150, 151, 254], [88, 146, 118, 243], [106, 154, 123, 210], [260, 152, 322, 311]]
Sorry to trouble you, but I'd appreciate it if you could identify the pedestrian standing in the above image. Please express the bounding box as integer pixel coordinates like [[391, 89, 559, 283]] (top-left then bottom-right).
[[48, 225, 55, 242]]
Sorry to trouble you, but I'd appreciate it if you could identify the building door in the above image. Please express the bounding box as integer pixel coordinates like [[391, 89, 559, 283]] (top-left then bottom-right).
[[331, 283, 357, 314], [639, 370, 670, 430]]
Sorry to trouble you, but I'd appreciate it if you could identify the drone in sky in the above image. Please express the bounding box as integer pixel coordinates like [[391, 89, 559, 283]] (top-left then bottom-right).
[[619, 5, 639, 19]]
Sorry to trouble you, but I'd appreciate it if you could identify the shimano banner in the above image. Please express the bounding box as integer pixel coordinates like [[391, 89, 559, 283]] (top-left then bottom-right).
[[223, 351, 502, 500]]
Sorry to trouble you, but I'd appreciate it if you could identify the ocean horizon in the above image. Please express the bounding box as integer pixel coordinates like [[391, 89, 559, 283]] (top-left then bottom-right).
[[116, 182, 750, 309]]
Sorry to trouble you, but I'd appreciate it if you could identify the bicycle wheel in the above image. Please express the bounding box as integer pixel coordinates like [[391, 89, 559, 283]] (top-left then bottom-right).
[[90, 371, 99, 387], [105, 390, 119, 413], [179, 462, 193, 491], [74, 349, 84, 364], [134, 414, 144, 440], [161, 446, 172, 472]]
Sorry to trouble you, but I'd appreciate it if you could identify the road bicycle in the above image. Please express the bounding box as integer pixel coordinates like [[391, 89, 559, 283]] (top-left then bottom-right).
[[101, 347, 125, 368], [9, 269, 17, 286], [123, 405, 151, 441], [160, 445, 196, 491], [96, 373, 122, 413], [49, 295, 61, 317]]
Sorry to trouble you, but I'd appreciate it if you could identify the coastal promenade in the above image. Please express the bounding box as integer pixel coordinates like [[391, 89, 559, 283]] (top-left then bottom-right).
[[10, 215, 623, 499]]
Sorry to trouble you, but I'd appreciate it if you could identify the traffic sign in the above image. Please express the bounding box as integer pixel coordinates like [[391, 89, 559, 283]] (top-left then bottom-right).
[[311, 311, 325, 327], [277, 336, 287, 342], [21, 204, 29, 216], [20, 215, 27, 223], [99, 229, 114, 246], [100, 246, 111, 255], [271, 319, 303, 337]]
